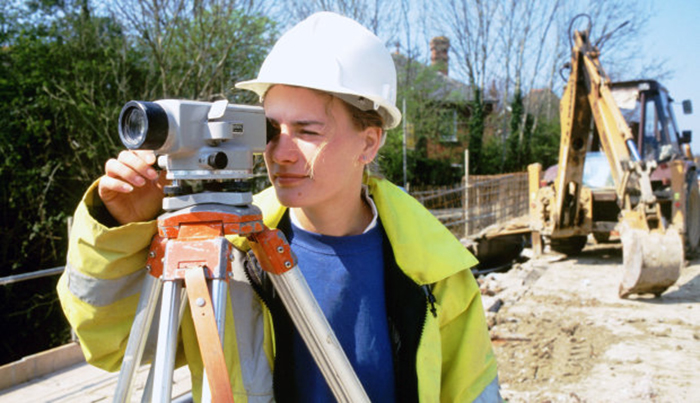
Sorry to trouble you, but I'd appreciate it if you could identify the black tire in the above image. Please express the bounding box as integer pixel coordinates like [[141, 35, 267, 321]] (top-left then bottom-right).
[[593, 231, 611, 244], [550, 235, 588, 255]]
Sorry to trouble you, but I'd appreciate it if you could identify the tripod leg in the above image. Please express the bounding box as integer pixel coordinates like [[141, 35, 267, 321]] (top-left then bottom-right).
[[152, 279, 183, 402], [211, 278, 228, 343], [140, 364, 155, 403], [141, 286, 188, 403], [249, 228, 369, 403], [113, 274, 162, 403], [268, 266, 369, 403]]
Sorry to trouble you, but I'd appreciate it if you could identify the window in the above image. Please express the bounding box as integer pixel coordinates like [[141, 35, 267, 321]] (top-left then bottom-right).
[[439, 109, 458, 143]]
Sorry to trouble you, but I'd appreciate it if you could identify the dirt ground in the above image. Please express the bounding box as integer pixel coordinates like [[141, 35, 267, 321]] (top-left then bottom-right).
[[479, 239, 700, 403]]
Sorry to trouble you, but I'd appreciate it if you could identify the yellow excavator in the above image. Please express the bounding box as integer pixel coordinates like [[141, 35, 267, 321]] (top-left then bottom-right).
[[529, 15, 699, 298]]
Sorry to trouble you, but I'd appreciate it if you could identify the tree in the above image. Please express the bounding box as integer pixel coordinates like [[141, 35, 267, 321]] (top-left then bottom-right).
[[0, 0, 140, 364], [110, 0, 276, 102], [429, 0, 497, 175], [274, 0, 400, 40], [467, 87, 486, 174], [378, 61, 452, 185], [0, 0, 276, 365], [506, 88, 525, 171], [379, 44, 480, 185], [434, 0, 498, 91], [421, 0, 659, 176]]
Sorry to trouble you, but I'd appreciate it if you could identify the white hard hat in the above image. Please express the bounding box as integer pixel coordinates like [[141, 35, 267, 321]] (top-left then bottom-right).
[[236, 11, 402, 130]]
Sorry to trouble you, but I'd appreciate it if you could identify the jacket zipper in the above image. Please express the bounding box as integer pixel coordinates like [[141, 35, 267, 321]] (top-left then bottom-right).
[[422, 284, 438, 318], [242, 250, 274, 310]]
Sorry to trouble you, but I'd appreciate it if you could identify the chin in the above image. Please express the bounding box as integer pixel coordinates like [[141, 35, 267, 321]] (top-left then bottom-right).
[[273, 187, 307, 208]]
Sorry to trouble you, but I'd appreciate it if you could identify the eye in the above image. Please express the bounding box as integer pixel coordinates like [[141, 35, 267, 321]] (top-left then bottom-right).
[[266, 119, 280, 143]]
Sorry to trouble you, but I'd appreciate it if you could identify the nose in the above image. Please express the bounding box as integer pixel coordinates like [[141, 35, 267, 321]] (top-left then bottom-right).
[[266, 125, 298, 165]]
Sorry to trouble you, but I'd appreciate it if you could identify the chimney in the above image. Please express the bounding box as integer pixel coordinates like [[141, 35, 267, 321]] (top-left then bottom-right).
[[430, 36, 450, 76]]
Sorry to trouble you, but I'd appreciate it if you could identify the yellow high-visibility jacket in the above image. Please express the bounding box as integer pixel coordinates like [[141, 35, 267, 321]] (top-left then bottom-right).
[[58, 176, 498, 402]]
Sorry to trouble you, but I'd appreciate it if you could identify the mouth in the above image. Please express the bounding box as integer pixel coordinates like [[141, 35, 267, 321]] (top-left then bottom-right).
[[272, 172, 308, 186]]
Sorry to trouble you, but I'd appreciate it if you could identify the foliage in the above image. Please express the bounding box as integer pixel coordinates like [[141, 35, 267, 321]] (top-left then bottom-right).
[[275, 0, 399, 38], [499, 108, 559, 174], [466, 87, 485, 174], [110, 0, 275, 103], [413, 156, 462, 186], [376, 128, 410, 185], [0, 0, 129, 365], [479, 135, 505, 175], [505, 87, 536, 171], [379, 59, 450, 184], [377, 129, 461, 187], [529, 118, 561, 169], [0, 0, 275, 365], [507, 88, 524, 169]]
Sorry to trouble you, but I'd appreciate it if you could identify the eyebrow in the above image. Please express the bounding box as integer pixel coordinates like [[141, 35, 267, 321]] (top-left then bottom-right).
[[296, 120, 325, 126], [268, 118, 326, 128]]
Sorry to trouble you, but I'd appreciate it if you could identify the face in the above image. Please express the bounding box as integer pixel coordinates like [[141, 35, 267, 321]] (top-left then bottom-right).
[[263, 85, 379, 210]]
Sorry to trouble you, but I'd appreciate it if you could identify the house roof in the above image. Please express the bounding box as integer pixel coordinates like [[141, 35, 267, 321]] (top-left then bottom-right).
[[392, 52, 498, 105]]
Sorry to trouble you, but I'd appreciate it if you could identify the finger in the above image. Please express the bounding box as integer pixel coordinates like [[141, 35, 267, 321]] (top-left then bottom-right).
[[117, 150, 159, 181], [105, 157, 148, 187], [99, 174, 134, 194], [131, 150, 157, 166]]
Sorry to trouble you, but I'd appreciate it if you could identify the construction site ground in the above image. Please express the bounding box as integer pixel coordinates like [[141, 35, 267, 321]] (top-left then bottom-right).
[[482, 238, 699, 403]]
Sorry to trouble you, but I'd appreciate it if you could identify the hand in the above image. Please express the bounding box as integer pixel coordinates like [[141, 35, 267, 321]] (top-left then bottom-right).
[[98, 150, 167, 225]]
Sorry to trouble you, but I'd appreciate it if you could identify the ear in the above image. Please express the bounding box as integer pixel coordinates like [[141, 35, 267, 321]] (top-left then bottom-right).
[[359, 126, 383, 163]]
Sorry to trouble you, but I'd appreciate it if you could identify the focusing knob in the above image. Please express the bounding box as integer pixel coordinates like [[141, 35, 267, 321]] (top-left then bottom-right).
[[206, 152, 228, 169]]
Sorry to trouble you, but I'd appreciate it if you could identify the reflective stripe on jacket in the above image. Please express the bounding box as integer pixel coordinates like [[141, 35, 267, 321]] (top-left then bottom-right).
[[58, 176, 498, 402]]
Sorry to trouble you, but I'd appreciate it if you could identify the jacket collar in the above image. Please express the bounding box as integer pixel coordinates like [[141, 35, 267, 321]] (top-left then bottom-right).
[[251, 177, 477, 285]]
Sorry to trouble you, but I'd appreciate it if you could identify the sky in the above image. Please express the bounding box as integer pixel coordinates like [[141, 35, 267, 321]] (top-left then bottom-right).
[[645, 0, 700, 154]]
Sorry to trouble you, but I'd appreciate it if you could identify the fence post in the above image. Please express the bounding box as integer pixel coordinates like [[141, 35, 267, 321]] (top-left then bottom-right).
[[528, 163, 543, 256], [66, 216, 78, 343], [464, 150, 470, 238], [402, 98, 408, 189], [496, 175, 503, 225]]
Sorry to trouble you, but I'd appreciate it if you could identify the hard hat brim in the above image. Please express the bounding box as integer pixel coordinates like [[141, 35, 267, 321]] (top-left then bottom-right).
[[235, 80, 402, 131]]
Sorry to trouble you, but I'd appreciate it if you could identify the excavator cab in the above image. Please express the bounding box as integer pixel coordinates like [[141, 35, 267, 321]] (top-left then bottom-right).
[[611, 81, 687, 164]]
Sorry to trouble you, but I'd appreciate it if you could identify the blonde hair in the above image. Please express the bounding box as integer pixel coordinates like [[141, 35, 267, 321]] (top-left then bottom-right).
[[338, 99, 385, 132]]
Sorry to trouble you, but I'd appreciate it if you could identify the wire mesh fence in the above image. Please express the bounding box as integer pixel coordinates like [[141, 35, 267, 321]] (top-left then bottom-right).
[[410, 172, 529, 238]]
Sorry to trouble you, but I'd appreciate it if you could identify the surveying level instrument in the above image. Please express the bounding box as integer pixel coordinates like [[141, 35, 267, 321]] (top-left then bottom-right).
[[112, 99, 369, 402]]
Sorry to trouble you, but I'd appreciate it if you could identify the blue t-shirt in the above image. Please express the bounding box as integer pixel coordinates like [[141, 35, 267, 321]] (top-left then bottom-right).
[[286, 219, 396, 402]]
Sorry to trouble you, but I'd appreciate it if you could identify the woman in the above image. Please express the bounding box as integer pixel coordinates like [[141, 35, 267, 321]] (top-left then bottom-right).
[[58, 11, 500, 402]]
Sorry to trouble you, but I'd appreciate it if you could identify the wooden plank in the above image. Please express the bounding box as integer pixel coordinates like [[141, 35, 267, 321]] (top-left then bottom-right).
[[0, 343, 85, 390]]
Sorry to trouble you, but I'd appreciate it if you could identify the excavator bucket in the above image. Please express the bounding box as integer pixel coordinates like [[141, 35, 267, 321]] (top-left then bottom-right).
[[619, 224, 683, 298]]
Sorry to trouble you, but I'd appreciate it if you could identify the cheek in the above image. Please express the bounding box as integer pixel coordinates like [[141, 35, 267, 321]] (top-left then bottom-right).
[[316, 143, 363, 176], [263, 142, 273, 163]]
